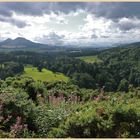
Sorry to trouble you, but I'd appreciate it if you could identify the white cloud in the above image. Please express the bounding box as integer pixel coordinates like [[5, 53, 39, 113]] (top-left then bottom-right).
[[35, 31, 64, 45], [1, 5, 140, 46]]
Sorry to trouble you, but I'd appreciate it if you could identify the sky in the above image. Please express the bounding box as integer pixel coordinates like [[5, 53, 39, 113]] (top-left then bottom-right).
[[0, 2, 140, 46]]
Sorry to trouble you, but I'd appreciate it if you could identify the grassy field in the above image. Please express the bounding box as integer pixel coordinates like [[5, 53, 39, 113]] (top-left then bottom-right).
[[77, 55, 102, 63], [23, 66, 69, 82]]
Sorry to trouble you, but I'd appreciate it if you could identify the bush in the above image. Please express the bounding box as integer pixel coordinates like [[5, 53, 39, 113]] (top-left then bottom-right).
[[0, 86, 35, 137], [32, 103, 72, 137], [48, 97, 140, 138]]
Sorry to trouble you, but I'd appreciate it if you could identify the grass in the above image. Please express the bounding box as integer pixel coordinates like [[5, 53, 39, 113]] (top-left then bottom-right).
[[23, 66, 69, 82], [77, 55, 102, 63]]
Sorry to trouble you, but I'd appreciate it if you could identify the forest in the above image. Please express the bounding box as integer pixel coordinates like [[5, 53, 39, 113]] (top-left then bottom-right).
[[0, 45, 140, 138]]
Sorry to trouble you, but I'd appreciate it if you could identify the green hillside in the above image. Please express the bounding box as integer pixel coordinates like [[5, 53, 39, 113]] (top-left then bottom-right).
[[77, 55, 102, 63], [23, 66, 69, 82]]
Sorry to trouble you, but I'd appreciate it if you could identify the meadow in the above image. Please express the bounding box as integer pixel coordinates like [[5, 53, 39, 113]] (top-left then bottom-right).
[[77, 55, 102, 63], [23, 66, 69, 82]]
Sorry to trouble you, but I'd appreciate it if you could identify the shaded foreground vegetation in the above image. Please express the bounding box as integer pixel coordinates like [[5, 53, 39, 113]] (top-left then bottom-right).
[[0, 46, 140, 138], [0, 76, 140, 138]]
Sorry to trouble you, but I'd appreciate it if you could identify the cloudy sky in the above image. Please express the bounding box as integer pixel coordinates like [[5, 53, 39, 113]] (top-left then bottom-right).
[[0, 2, 140, 46]]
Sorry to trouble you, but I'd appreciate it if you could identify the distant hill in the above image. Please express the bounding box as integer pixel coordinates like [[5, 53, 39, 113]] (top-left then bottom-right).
[[0, 37, 140, 51], [127, 42, 140, 47], [98, 42, 140, 63], [117, 41, 140, 48], [0, 37, 48, 49]]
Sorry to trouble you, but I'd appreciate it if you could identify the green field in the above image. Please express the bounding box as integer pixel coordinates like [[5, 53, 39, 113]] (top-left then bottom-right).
[[77, 55, 102, 63], [23, 66, 69, 82]]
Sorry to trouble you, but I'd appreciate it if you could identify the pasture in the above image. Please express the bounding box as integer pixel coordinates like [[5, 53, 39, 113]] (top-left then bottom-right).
[[23, 66, 69, 82], [77, 55, 102, 63]]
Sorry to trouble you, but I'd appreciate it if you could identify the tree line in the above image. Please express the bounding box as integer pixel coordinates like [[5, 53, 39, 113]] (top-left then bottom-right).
[[0, 46, 140, 92]]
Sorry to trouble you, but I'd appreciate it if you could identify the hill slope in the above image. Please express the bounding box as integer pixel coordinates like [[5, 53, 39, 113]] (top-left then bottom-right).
[[99, 44, 140, 63], [23, 66, 69, 82], [0, 37, 47, 49]]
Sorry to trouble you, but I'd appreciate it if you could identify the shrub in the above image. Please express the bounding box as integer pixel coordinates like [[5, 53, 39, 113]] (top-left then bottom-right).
[[0, 87, 35, 137]]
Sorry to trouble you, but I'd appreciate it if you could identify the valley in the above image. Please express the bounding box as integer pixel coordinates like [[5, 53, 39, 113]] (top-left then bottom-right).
[[1, 2, 140, 138], [0, 39, 140, 138]]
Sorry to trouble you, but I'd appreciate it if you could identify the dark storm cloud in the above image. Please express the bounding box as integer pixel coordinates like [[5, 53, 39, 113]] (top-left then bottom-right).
[[46, 32, 64, 40], [117, 20, 139, 31], [110, 18, 140, 32], [10, 19, 28, 28], [86, 2, 140, 19], [0, 2, 140, 19], [0, 2, 86, 16], [35, 32, 64, 45], [91, 34, 98, 39], [0, 2, 86, 28], [0, 3, 43, 16], [100, 35, 110, 38], [0, 2, 140, 29], [0, 8, 12, 17], [0, 15, 28, 28]]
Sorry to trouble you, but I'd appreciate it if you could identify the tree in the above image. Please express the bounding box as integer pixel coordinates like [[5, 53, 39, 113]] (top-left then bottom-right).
[[118, 79, 129, 92], [71, 73, 96, 89], [0, 86, 35, 137], [37, 65, 43, 72]]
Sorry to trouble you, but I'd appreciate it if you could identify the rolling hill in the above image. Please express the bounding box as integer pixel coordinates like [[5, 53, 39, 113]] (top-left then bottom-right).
[[0, 37, 48, 49]]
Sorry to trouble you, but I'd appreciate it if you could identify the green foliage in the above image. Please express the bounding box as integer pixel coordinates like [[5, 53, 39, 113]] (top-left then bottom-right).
[[0, 46, 140, 138], [0, 47, 140, 91], [71, 73, 96, 89], [118, 79, 129, 92], [32, 103, 73, 137], [0, 62, 24, 79], [1, 76, 140, 138], [0, 86, 35, 138], [37, 65, 43, 72], [49, 96, 140, 138]]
